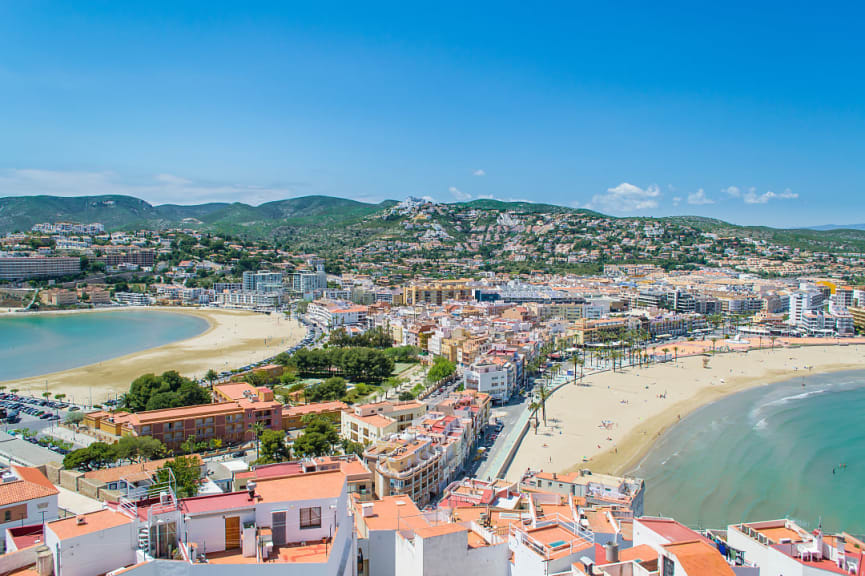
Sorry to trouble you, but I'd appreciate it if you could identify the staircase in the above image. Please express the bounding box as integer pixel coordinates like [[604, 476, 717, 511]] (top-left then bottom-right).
[[138, 527, 151, 557]]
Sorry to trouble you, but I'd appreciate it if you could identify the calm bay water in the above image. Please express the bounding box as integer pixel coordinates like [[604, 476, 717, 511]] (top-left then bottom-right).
[[0, 310, 209, 381], [633, 369, 865, 534]]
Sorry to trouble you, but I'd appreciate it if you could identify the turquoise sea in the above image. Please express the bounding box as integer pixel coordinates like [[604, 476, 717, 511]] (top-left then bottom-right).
[[633, 369, 865, 534], [0, 310, 209, 381]]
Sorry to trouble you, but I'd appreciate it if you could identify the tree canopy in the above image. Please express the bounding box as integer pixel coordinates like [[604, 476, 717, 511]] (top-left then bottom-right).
[[123, 370, 211, 412], [305, 377, 347, 403], [156, 455, 201, 498], [292, 416, 340, 457], [427, 356, 457, 383], [290, 347, 394, 383], [258, 429, 291, 464]]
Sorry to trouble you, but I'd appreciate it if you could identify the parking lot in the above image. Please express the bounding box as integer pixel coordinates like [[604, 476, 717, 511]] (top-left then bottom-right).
[[0, 393, 86, 455]]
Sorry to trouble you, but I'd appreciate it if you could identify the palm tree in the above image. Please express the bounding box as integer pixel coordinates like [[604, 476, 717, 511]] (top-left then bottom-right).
[[662, 348, 669, 363], [537, 383, 550, 426], [711, 337, 718, 355], [252, 422, 265, 460], [529, 401, 541, 434], [205, 369, 219, 389], [673, 346, 679, 364], [42, 392, 52, 400]]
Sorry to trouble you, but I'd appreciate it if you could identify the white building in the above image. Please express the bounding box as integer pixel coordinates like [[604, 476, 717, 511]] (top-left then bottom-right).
[[0, 466, 59, 553], [463, 358, 516, 403], [308, 299, 369, 328], [788, 287, 824, 326]]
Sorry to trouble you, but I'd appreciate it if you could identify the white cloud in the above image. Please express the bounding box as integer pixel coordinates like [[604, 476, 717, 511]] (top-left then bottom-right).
[[672, 196, 682, 207], [0, 168, 315, 205], [449, 186, 471, 201], [472, 169, 486, 177], [743, 188, 798, 204], [687, 188, 714, 205], [722, 185, 741, 197], [585, 182, 661, 213]]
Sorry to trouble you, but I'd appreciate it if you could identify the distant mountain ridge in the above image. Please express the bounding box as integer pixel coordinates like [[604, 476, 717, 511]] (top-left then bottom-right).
[[0, 194, 393, 234], [807, 223, 865, 231], [2, 193, 864, 253]]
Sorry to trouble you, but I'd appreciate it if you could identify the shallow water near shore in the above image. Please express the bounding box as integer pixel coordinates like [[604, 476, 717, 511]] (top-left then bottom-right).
[[0, 310, 209, 381], [633, 369, 865, 534]]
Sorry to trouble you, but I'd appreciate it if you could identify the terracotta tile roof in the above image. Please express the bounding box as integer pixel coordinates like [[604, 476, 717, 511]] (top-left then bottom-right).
[[11, 466, 57, 492], [0, 468, 58, 507], [82, 455, 203, 484], [47, 509, 132, 540], [663, 540, 735, 575]]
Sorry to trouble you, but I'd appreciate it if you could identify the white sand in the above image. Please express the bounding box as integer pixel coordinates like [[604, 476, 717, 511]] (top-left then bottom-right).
[[0, 307, 306, 404], [507, 341, 865, 480]]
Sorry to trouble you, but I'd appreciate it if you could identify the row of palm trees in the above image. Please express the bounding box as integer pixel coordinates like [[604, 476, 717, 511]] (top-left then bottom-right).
[[525, 327, 682, 434]]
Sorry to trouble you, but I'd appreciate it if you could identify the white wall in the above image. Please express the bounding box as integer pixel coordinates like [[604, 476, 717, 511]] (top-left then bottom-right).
[[47, 521, 138, 576], [184, 509, 256, 555]]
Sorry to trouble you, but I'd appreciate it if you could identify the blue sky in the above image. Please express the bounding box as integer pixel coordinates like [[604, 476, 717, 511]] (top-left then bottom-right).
[[0, 2, 863, 227]]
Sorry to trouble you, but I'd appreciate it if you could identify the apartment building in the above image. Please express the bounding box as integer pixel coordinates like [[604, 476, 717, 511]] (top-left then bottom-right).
[[432, 390, 492, 434], [39, 288, 78, 306], [520, 470, 645, 517], [726, 519, 864, 576], [0, 256, 81, 280], [242, 270, 284, 293], [363, 434, 445, 507], [463, 357, 516, 403], [115, 291, 153, 306], [308, 299, 369, 327], [113, 394, 282, 449], [403, 279, 472, 305], [789, 286, 825, 326], [340, 400, 427, 445]]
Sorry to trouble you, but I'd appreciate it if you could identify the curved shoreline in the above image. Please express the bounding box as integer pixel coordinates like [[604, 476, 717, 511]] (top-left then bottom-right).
[[506, 341, 865, 481], [0, 307, 306, 405]]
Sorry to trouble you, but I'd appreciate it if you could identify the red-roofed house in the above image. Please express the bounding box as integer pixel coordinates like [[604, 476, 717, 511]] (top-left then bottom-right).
[[0, 466, 59, 552]]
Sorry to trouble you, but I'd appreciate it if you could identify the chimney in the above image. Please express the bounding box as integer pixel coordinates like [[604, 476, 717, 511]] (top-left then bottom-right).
[[605, 541, 619, 564], [247, 481, 257, 500], [75, 516, 87, 526], [35, 545, 53, 576]]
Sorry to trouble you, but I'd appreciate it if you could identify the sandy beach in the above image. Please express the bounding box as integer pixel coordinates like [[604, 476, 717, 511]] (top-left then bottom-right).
[[0, 307, 306, 405], [506, 339, 865, 481]]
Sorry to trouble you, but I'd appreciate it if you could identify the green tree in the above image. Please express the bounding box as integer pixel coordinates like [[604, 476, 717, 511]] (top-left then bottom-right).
[[205, 369, 219, 388], [156, 456, 201, 498], [293, 416, 340, 457], [341, 438, 365, 457], [306, 377, 347, 403], [124, 370, 211, 413], [258, 429, 291, 463], [65, 411, 85, 425], [427, 356, 456, 383]]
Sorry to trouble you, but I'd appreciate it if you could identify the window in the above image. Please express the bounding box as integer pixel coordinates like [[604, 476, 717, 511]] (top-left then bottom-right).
[[3, 510, 10, 522], [662, 556, 675, 576], [300, 506, 322, 529]]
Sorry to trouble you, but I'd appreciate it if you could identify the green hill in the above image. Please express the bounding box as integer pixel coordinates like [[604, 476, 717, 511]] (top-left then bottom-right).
[[0, 194, 392, 234]]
